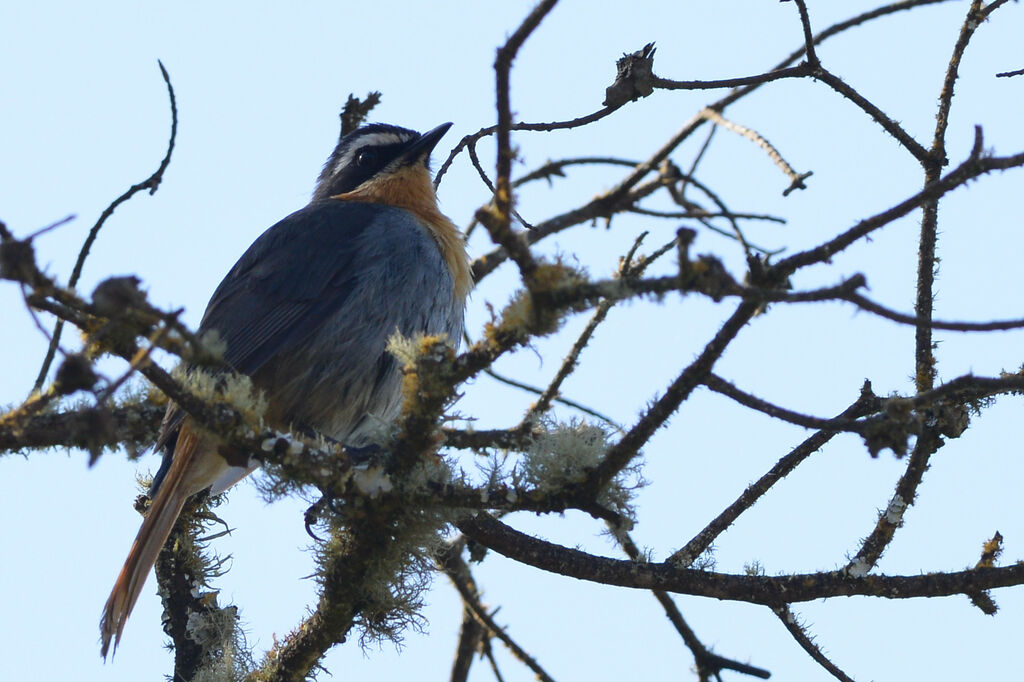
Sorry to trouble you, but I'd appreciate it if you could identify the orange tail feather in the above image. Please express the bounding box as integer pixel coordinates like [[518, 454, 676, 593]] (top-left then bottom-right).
[[100, 422, 212, 659]]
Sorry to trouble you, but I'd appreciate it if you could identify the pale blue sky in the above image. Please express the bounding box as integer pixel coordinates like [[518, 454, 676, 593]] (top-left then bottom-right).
[[2, 2, 1023, 680]]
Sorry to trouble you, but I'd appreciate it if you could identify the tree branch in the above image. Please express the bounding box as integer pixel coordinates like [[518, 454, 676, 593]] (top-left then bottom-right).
[[459, 513, 1024, 604]]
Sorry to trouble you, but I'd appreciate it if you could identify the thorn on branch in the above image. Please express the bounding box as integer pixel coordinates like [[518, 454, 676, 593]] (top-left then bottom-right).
[[603, 42, 657, 107]]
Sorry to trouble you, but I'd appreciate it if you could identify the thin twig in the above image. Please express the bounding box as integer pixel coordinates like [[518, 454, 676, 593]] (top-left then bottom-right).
[[703, 373, 872, 433], [440, 542, 558, 682], [32, 61, 178, 393], [669, 383, 880, 567], [627, 206, 785, 225], [773, 133, 1024, 277], [845, 291, 1024, 331], [467, 138, 535, 230], [773, 605, 856, 682], [95, 325, 167, 404], [435, 106, 622, 188], [523, 231, 675, 429], [512, 156, 639, 187], [483, 645, 508, 682], [614, 526, 771, 680], [584, 300, 761, 494], [484, 368, 623, 432], [487, 0, 558, 283], [791, 0, 820, 68], [664, 167, 780, 255], [812, 67, 930, 162], [701, 107, 812, 195]]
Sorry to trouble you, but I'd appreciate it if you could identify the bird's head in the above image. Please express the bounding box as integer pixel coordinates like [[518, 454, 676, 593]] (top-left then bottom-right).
[[312, 122, 452, 208]]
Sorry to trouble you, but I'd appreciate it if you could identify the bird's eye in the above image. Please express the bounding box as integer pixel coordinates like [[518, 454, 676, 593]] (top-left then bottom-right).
[[356, 149, 378, 168]]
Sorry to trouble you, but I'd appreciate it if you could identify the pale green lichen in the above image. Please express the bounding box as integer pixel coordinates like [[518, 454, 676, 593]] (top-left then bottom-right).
[[186, 606, 256, 682], [521, 418, 643, 523], [195, 328, 228, 364], [385, 332, 422, 366], [146, 486, 256, 682], [174, 367, 268, 427]]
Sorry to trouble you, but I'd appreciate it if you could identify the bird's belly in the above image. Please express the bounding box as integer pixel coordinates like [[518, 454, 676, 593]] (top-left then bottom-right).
[[254, 342, 402, 445]]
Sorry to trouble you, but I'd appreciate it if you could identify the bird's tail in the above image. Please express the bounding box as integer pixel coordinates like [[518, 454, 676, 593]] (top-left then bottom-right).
[[99, 424, 205, 659]]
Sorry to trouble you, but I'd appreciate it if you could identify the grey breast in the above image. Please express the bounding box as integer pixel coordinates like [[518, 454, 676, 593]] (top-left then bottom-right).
[[254, 205, 464, 444]]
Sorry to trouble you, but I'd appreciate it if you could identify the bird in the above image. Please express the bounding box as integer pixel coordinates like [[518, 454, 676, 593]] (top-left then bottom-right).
[[99, 120, 471, 658]]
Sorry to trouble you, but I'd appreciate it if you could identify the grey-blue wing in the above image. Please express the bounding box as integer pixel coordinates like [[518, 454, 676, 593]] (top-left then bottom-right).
[[201, 201, 378, 375]]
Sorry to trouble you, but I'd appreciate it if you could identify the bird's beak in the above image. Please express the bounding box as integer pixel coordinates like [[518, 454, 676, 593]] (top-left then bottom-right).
[[403, 122, 453, 162]]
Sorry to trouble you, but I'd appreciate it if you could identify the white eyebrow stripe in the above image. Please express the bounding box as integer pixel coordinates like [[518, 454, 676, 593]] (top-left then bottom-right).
[[331, 131, 416, 176], [356, 132, 411, 148]]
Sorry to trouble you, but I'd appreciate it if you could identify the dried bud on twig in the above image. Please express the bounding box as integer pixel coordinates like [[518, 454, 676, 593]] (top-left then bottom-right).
[[604, 42, 656, 107]]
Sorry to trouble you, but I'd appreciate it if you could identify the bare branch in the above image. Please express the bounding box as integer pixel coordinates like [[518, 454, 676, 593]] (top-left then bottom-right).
[[703, 373, 873, 433], [845, 1, 1017, 581], [460, 513, 1024, 604], [652, 64, 811, 91], [811, 67, 930, 162]]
